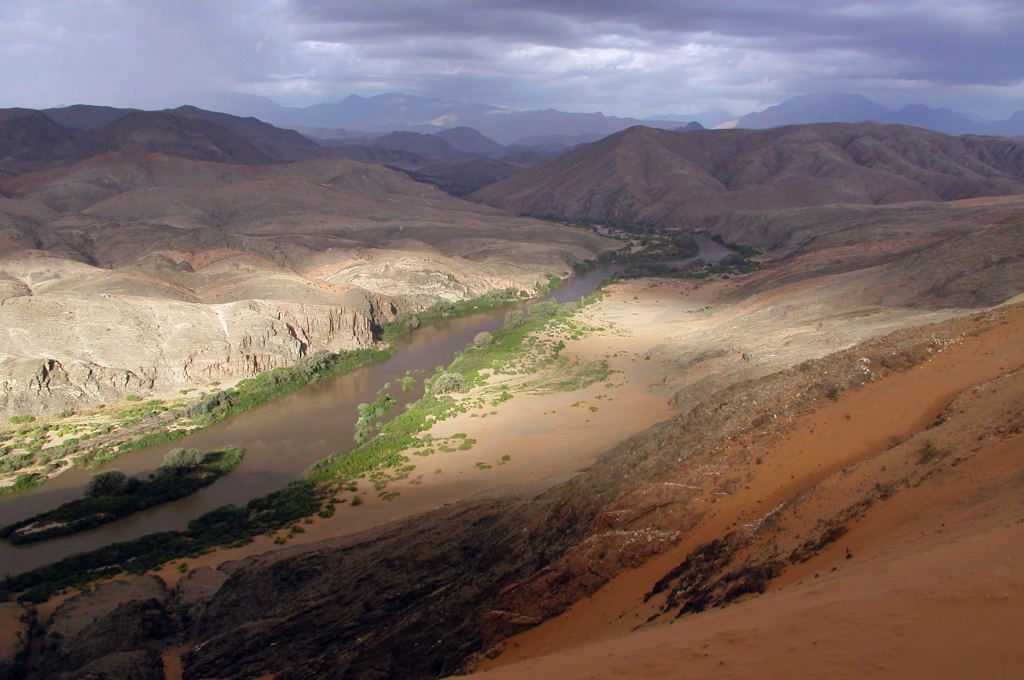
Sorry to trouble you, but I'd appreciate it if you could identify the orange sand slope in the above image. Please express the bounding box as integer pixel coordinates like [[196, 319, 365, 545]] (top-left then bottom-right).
[[470, 305, 1024, 679], [473, 509, 1024, 679]]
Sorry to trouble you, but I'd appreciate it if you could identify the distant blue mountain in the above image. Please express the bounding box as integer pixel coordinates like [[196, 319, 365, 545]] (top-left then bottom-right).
[[190, 92, 683, 145], [728, 93, 1022, 136]]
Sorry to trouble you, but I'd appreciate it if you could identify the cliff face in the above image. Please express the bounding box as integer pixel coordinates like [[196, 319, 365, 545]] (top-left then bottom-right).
[[0, 295, 380, 417]]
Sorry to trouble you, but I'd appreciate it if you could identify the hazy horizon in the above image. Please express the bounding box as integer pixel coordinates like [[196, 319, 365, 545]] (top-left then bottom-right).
[[3, 0, 1024, 120]]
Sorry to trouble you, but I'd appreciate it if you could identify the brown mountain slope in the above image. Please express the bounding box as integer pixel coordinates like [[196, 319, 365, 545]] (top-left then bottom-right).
[[0, 107, 329, 176], [171, 106, 325, 162], [405, 158, 527, 196], [0, 110, 85, 175], [88, 111, 274, 165], [41, 105, 138, 130], [471, 123, 1024, 226]]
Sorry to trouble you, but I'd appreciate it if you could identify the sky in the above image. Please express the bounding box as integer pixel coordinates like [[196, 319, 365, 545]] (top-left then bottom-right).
[[2, 0, 1024, 120]]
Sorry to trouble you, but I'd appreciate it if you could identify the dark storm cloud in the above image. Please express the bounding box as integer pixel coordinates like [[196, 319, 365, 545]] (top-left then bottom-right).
[[2, 0, 1023, 119], [292, 0, 1024, 86]]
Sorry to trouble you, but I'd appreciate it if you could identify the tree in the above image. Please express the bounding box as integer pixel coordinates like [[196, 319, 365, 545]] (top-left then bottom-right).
[[86, 470, 129, 497], [431, 372, 466, 395], [504, 309, 525, 328], [161, 448, 204, 471], [473, 331, 494, 347]]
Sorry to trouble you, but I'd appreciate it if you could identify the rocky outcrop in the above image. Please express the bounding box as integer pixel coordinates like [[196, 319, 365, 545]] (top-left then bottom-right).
[[0, 602, 31, 680], [172, 566, 228, 630], [32, 576, 174, 680], [180, 501, 562, 679], [0, 295, 380, 417]]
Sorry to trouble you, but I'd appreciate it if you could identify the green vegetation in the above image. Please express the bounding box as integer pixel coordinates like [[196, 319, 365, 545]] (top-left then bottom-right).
[[87, 470, 131, 497], [354, 386, 397, 444], [0, 449, 244, 546], [634, 232, 700, 261], [188, 348, 393, 424], [398, 373, 416, 393], [310, 291, 609, 491], [161, 447, 205, 471], [8, 415, 35, 425], [707, 233, 763, 258], [431, 372, 466, 394], [380, 288, 533, 340], [2, 476, 321, 603], [616, 252, 761, 280]]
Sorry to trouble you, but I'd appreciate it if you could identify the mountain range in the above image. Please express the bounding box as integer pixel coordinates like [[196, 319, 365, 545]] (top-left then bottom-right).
[[187, 90, 1024, 142], [190, 92, 689, 145], [472, 123, 1024, 226], [720, 93, 1024, 136]]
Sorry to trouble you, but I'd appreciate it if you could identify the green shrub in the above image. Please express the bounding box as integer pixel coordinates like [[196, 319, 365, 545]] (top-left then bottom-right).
[[3, 473, 315, 600], [2, 449, 245, 545], [86, 470, 130, 497], [431, 372, 466, 395], [161, 448, 204, 471]]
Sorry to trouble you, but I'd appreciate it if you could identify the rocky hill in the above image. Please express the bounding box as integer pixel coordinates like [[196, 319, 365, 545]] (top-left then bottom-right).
[[0, 106, 330, 175], [471, 123, 1024, 226], [0, 151, 612, 416]]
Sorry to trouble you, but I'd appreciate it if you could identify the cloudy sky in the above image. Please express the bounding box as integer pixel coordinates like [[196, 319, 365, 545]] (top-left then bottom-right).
[[2, 0, 1023, 120]]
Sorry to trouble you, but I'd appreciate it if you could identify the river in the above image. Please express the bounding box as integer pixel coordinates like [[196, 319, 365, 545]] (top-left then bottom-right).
[[0, 236, 729, 575]]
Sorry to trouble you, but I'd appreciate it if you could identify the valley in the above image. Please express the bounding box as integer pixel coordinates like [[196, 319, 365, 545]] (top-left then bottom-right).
[[7, 5, 1024, 678], [0, 103, 1022, 680]]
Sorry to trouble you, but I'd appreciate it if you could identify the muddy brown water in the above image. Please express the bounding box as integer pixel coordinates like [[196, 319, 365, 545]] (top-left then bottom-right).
[[0, 238, 729, 575]]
